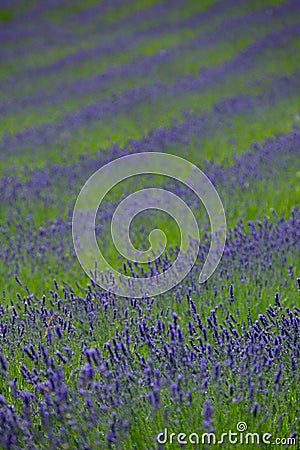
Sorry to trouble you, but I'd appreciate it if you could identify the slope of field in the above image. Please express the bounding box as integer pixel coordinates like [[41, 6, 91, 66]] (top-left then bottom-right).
[[0, 1, 299, 449]]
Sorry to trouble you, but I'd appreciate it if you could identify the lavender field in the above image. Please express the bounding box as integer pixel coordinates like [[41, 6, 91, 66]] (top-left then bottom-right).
[[0, 0, 299, 449]]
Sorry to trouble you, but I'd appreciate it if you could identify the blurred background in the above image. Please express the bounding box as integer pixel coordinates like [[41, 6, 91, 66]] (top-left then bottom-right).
[[0, 0, 299, 293]]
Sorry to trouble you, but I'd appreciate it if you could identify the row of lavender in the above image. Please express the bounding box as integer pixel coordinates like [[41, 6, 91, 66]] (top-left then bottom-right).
[[1, 125, 299, 288], [0, 0, 273, 77], [1, 0, 299, 170], [1, 0, 299, 110], [0, 208, 299, 448]]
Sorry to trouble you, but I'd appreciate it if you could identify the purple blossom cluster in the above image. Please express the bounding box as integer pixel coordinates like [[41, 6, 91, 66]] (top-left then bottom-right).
[[0, 211, 299, 448]]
